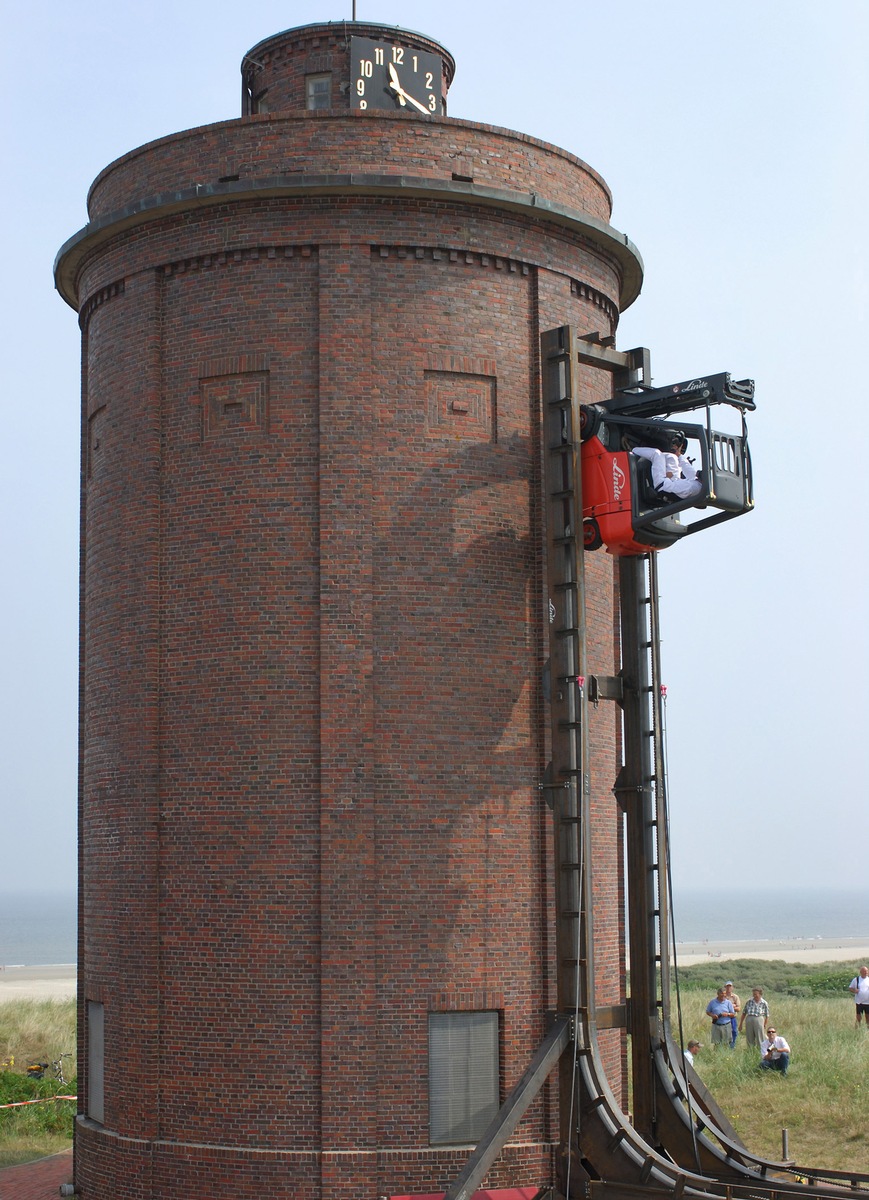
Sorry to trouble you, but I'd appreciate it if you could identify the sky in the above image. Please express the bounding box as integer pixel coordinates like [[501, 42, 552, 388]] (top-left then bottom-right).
[[1, 0, 867, 903]]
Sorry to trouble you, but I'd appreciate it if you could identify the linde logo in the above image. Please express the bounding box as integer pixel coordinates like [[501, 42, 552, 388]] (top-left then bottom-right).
[[612, 459, 627, 501]]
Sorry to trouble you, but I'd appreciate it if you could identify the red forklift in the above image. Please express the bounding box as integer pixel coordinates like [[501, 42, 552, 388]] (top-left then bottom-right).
[[580, 372, 755, 555]]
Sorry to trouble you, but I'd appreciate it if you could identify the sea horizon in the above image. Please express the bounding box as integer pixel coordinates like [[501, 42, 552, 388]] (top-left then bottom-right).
[[1, 890, 77, 968], [1, 885, 864, 968], [670, 886, 865, 944]]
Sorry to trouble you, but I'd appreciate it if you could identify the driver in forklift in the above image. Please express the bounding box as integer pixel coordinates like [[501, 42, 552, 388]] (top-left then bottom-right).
[[631, 432, 702, 500]]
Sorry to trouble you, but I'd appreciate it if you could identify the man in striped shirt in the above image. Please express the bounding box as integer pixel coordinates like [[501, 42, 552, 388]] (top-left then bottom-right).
[[739, 987, 770, 1049]]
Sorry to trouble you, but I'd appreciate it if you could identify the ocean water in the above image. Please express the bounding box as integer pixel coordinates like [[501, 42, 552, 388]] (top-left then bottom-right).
[[671, 887, 865, 944], [0, 887, 863, 967], [0, 891, 77, 966]]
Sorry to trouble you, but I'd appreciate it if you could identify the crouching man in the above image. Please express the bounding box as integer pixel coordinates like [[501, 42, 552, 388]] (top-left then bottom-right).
[[759, 1027, 790, 1076]]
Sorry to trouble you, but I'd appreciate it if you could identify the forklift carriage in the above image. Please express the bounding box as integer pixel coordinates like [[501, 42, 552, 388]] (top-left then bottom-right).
[[579, 372, 755, 556]]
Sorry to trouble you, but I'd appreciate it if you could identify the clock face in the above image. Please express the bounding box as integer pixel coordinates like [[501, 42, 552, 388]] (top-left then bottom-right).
[[350, 36, 443, 115]]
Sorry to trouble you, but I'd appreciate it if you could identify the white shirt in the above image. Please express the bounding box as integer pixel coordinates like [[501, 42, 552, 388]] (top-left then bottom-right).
[[631, 447, 702, 498], [850, 975, 869, 1004], [684, 1049, 695, 1066], [761, 1035, 790, 1060]]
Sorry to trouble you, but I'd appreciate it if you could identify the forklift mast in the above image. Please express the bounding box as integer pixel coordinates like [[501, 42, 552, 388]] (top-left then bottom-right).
[[602, 371, 756, 420], [440, 329, 869, 1200]]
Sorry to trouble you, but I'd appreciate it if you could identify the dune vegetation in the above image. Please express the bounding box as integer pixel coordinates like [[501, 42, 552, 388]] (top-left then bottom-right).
[[0, 997, 76, 1168], [1, 963, 868, 1174], [669, 963, 869, 1171]]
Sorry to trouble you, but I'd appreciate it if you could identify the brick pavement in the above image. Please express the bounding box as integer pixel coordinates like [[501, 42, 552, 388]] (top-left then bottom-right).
[[0, 1148, 73, 1199]]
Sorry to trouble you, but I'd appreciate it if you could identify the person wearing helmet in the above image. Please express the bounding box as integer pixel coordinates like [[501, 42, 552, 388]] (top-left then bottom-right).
[[631, 431, 702, 499]]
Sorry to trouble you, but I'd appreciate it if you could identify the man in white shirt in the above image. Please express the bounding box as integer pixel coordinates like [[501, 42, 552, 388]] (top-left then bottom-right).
[[849, 965, 869, 1027], [632, 432, 702, 500], [684, 1039, 701, 1066], [760, 1028, 790, 1076]]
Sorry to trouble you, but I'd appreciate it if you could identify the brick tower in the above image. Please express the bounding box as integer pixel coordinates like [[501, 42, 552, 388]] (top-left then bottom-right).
[[56, 21, 643, 1200]]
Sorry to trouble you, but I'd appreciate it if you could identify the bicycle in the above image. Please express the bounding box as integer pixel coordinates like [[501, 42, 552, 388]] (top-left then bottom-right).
[[26, 1053, 73, 1085], [52, 1053, 73, 1085]]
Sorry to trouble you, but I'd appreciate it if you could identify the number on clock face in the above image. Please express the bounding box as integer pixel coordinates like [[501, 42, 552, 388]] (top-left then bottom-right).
[[350, 36, 443, 115]]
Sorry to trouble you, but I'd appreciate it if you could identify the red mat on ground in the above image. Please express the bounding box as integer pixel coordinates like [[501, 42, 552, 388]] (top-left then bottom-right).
[[391, 1190, 541, 1200]]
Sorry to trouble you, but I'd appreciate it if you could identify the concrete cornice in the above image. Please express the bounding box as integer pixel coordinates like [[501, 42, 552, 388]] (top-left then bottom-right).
[[54, 173, 643, 311]]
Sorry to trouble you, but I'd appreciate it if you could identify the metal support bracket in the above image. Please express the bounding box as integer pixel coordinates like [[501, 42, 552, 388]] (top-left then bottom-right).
[[594, 1004, 628, 1030], [576, 334, 651, 389], [587, 675, 624, 706]]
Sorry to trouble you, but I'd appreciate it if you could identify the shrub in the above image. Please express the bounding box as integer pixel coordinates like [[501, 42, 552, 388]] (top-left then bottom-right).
[[0, 999, 76, 1168], [670, 957, 861, 999]]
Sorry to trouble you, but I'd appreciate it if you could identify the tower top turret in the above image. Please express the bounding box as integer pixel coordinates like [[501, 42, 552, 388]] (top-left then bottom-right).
[[241, 21, 456, 116]]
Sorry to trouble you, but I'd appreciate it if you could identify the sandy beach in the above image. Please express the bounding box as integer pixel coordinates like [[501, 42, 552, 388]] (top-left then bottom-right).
[[673, 936, 869, 968], [1, 938, 867, 1001], [0, 964, 76, 1001]]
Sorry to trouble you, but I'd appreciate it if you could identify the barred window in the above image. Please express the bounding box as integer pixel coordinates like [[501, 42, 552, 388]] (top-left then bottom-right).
[[306, 73, 332, 110], [428, 1011, 499, 1145]]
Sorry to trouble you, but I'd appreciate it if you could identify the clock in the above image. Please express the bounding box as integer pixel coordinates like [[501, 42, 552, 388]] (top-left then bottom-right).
[[350, 36, 443, 115]]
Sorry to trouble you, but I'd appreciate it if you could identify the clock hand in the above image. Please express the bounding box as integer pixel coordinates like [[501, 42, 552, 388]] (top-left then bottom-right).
[[387, 62, 408, 106], [395, 85, 431, 116], [386, 61, 431, 115]]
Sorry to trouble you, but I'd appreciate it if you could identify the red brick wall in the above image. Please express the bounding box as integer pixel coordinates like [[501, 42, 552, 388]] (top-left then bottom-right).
[[86, 112, 613, 227], [80, 270, 162, 1139], [66, 28, 636, 1199]]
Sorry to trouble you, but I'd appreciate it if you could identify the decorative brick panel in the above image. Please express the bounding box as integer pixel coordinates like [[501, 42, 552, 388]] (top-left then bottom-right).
[[199, 354, 270, 440], [424, 366, 496, 442]]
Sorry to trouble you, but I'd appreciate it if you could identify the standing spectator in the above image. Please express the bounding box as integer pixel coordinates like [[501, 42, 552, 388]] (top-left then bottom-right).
[[739, 987, 770, 1050], [849, 965, 869, 1027], [705, 987, 735, 1046], [684, 1040, 702, 1067], [759, 1027, 790, 1076], [724, 981, 741, 1048]]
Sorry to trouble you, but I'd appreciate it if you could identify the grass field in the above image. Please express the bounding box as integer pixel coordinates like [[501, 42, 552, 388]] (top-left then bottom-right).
[[0, 997, 76, 1168], [670, 974, 869, 1171], [1, 966, 867, 1174]]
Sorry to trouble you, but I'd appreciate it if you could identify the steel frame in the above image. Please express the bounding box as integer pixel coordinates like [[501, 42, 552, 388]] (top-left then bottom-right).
[[439, 328, 869, 1200]]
